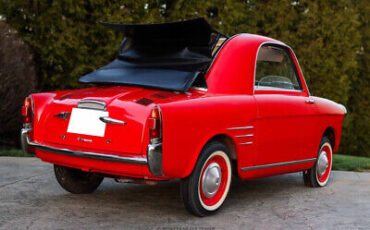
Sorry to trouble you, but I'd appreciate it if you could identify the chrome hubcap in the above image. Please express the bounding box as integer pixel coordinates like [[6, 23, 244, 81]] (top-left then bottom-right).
[[201, 162, 222, 198], [317, 151, 329, 176]]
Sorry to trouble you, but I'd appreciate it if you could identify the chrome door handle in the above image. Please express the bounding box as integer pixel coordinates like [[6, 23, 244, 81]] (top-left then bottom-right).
[[99, 116, 126, 125], [306, 99, 315, 104]]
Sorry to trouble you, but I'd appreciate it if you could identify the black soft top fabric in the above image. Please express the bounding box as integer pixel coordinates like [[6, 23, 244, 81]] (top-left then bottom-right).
[[79, 18, 221, 91]]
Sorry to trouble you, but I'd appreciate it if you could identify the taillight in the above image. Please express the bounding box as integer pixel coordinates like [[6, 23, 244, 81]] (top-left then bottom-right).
[[148, 105, 162, 144], [22, 96, 33, 125]]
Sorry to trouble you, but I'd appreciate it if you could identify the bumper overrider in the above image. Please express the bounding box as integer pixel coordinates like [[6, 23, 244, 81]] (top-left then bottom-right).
[[21, 128, 163, 176]]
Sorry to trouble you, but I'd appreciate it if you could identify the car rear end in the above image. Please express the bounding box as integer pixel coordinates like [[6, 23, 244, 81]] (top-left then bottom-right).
[[21, 87, 170, 180]]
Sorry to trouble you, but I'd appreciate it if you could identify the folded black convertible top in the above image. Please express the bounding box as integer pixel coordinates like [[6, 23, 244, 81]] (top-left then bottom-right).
[[79, 18, 224, 92]]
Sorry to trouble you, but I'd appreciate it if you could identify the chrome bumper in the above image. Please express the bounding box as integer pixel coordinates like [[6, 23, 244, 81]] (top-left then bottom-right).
[[20, 128, 148, 165], [21, 128, 33, 155], [147, 143, 163, 176], [21, 128, 163, 175]]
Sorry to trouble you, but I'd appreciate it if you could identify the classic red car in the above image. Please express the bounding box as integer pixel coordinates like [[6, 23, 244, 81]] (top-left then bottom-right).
[[21, 18, 346, 216]]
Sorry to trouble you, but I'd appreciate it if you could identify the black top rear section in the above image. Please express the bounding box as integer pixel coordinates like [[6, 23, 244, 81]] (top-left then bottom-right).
[[79, 18, 223, 92]]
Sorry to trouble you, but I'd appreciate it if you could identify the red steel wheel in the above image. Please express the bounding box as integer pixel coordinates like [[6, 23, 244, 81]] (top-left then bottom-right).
[[316, 143, 333, 186], [198, 151, 231, 210], [181, 142, 232, 216], [303, 136, 333, 187]]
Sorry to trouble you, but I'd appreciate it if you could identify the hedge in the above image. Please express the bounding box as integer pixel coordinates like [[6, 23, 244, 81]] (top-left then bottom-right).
[[0, 21, 36, 146], [0, 0, 368, 157]]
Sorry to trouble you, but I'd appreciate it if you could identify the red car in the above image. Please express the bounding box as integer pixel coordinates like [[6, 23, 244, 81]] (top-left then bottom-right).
[[21, 18, 346, 216]]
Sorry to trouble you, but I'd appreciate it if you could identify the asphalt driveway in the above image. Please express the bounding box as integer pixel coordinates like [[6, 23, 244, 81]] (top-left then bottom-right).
[[0, 157, 369, 230]]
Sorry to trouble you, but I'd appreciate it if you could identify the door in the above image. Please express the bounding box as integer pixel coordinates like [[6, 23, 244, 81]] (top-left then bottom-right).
[[249, 44, 317, 177]]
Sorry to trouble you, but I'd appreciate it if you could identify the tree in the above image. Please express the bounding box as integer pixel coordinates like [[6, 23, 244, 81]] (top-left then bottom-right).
[[341, 0, 369, 157], [0, 0, 170, 90], [0, 21, 37, 146], [0, 0, 367, 156]]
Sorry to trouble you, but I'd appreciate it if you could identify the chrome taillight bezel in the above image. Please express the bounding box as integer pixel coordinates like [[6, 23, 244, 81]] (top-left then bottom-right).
[[148, 105, 162, 144], [22, 96, 34, 128]]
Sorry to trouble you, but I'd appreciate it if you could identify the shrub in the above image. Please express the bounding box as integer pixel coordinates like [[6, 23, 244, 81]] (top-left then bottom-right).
[[0, 0, 368, 156], [0, 21, 36, 146]]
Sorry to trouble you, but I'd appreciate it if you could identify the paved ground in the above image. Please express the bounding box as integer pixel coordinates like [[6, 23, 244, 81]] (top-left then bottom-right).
[[0, 157, 369, 230]]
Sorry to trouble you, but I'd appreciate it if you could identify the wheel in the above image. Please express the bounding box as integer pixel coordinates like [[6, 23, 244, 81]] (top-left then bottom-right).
[[303, 136, 333, 187], [54, 165, 104, 194], [181, 142, 232, 216]]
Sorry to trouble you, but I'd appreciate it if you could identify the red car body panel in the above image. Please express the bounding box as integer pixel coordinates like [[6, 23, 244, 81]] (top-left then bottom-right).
[[24, 34, 345, 181]]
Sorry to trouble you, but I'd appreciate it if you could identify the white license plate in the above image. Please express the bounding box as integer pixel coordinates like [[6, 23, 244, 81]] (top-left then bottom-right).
[[67, 108, 108, 137]]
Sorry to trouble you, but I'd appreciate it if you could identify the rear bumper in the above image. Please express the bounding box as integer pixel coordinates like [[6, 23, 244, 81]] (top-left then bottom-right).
[[21, 128, 33, 155], [21, 128, 163, 176]]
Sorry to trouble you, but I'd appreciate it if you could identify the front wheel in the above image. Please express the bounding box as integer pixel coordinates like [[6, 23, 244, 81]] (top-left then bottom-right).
[[54, 165, 104, 194], [181, 142, 232, 216], [303, 136, 333, 187]]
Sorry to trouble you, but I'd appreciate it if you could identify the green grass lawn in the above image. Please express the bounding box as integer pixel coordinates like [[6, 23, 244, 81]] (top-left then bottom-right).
[[332, 154, 370, 172], [0, 149, 369, 172], [0, 148, 31, 157]]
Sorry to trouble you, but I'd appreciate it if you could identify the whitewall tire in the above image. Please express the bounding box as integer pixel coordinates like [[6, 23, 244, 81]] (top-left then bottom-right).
[[181, 142, 232, 216]]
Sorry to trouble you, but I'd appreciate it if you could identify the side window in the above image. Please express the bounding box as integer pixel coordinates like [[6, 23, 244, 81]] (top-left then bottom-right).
[[255, 45, 302, 91]]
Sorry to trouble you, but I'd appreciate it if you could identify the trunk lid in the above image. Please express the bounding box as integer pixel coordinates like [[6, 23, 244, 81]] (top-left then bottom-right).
[[36, 86, 204, 155]]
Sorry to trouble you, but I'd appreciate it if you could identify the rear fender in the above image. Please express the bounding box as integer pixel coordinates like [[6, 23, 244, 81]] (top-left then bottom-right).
[[29, 92, 57, 139], [180, 131, 236, 179], [159, 95, 256, 178]]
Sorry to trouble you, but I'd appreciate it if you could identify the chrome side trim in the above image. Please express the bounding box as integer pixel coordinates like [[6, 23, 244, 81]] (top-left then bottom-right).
[[240, 142, 253, 145], [147, 143, 163, 176], [27, 138, 147, 165], [99, 116, 126, 125], [227, 126, 254, 130], [235, 134, 254, 138], [254, 86, 303, 92], [77, 100, 107, 111], [241, 158, 316, 171]]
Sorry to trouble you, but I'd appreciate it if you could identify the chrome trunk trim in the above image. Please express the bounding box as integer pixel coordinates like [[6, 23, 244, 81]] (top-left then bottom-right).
[[241, 158, 316, 171], [77, 100, 107, 111]]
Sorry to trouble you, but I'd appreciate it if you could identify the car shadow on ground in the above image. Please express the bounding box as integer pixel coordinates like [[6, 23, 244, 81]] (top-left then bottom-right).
[[45, 172, 310, 217]]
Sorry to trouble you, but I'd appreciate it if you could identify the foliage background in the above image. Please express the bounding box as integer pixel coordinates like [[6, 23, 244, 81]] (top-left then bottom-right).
[[0, 0, 368, 157], [0, 21, 36, 146]]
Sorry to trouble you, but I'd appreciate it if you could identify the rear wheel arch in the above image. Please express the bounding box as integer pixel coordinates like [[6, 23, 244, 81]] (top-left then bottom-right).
[[205, 134, 237, 160], [175, 133, 237, 179], [186, 134, 237, 178]]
